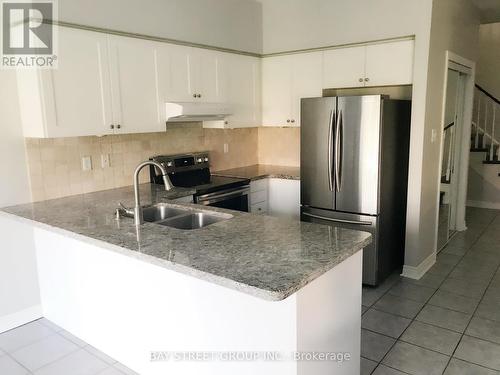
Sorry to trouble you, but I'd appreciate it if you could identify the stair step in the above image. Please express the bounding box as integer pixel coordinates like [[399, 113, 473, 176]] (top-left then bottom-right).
[[483, 160, 500, 164], [471, 148, 489, 152]]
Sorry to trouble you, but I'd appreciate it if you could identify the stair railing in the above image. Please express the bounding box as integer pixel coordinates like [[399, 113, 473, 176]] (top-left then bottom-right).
[[473, 85, 500, 161]]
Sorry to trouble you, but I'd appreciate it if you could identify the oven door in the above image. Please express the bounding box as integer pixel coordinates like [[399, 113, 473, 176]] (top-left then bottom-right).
[[195, 186, 250, 212]]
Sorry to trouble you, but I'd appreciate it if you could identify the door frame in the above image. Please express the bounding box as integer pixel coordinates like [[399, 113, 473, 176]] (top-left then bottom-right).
[[434, 51, 475, 252]]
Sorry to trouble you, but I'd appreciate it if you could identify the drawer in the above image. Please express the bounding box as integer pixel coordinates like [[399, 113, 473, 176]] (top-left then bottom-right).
[[250, 179, 268, 193], [251, 201, 268, 215], [250, 190, 267, 205]]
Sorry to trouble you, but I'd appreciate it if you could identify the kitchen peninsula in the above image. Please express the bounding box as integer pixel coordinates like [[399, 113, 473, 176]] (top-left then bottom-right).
[[1, 183, 370, 375]]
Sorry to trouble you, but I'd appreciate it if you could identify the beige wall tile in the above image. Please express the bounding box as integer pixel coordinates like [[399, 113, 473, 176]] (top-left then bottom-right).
[[24, 126, 300, 201]]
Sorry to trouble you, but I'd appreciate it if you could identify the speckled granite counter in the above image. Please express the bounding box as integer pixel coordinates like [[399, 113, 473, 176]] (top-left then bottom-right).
[[213, 164, 300, 181], [1, 183, 370, 301]]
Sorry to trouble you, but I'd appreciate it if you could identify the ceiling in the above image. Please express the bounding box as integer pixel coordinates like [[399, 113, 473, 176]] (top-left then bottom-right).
[[471, 0, 500, 23]]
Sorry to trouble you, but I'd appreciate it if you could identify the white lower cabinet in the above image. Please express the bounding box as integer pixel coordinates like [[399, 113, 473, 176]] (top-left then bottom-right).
[[268, 178, 300, 220], [250, 179, 269, 214], [250, 178, 300, 220]]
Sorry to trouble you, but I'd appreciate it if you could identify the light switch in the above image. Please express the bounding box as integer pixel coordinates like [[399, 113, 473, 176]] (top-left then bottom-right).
[[224, 143, 229, 154], [82, 156, 92, 171]]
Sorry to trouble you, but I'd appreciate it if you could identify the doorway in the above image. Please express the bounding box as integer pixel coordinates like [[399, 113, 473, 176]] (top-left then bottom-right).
[[436, 53, 475, 251]]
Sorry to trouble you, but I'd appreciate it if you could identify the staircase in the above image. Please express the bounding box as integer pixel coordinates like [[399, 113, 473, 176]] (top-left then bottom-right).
[[470, 85, 500, 176]]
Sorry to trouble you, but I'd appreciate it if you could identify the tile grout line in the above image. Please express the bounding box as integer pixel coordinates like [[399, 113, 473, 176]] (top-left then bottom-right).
[[438, 210, 500, 374], [370, 212, 497, 375]]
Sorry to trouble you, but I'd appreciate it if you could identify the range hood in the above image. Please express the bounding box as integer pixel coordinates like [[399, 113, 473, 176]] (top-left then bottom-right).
[[165, 102, 233, 122]]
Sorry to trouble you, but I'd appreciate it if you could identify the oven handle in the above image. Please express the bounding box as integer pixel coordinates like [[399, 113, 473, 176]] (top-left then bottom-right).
[[196, 186, 250, 205]]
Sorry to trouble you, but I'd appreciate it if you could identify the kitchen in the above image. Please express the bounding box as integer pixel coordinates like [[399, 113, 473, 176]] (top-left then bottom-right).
[[1, 1, 481, 375]]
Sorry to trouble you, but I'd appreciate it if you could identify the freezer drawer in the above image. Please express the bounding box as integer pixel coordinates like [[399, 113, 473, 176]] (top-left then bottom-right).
[[301, 207, 379, 285]]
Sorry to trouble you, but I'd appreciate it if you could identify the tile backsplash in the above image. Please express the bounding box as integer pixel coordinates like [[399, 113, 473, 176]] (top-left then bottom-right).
[[26, 127, 258, 202], [25, 126, 301, 202]]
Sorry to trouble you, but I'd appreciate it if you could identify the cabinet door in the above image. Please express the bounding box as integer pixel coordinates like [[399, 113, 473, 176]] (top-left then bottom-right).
[[109, 36, 163, 134], [157, 44, 196, 103], [365, 40, 414, 86], [42, 27, 113, 137], [194, 49, 220, 103], [322, 46, 366, 89], [262, 55, 293, 126], [268, 179, 300, 220], [226, 55, 261, 128], [290, 52, 323, 126]]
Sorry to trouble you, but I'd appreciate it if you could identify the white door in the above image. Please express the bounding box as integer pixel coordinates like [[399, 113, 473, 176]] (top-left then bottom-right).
[[262, 55, 292, 126], [42, 27, 113, 137], [109, 36, 163, 134], [322, 46, 366, 89], [290, 51, 323, 126], [226, 55, 261, 127], [365, 40, 414, 86]]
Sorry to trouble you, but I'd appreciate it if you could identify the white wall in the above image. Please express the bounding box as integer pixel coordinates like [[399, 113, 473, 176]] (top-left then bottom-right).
[[260, 0, 434, 271], [476, 22, 500, 99], [59, 0, 263, 54], [467, 153, 500, 209], [415, 0, 480, 267], [260, 0, 431, 54], [0, 71, 41, 332]]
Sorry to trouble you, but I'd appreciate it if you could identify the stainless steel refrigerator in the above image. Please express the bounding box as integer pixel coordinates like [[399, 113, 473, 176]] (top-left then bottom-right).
[[300, 95, 411, 286]]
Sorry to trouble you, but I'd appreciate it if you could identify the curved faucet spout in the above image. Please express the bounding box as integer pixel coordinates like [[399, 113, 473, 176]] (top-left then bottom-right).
[[133, 160, 174, 225]]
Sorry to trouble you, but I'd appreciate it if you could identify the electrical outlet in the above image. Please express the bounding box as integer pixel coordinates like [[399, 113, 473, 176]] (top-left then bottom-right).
[[224, 143, 229, 154], [101, 154, 110, 168], [82, 156, 92, 171]]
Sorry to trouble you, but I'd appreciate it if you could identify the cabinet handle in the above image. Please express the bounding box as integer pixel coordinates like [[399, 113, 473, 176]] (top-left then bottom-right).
[[291, 119, 295, 123], [359, 78, 364, 82], [193, 94, 197, 98], [224, 121, 228, 125], [110, 124, 114, 129], [116, 124, 121, 129], [198, 94, 202, 98], [365, 78, 370, 82], [287, 119, 290, 123]]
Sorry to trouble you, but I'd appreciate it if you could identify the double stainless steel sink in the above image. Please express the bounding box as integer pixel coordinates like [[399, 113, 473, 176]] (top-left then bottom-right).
[[140, 204, 232, 230]]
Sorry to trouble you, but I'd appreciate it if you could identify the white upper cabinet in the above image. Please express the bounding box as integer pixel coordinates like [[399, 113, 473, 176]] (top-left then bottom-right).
[[157, 43, 196, 102], [262, 55, 293, 126], [323, 46, 366, 89], [365, 40, 414, 86], [290, 52, 323, 125], [224, 54, 261, 128], [18, 28, 114, 138], [108, 36, 163, 134], [262, 51, 322, 126], [157, 45, 227, 104], [322, 39, 414, 89]]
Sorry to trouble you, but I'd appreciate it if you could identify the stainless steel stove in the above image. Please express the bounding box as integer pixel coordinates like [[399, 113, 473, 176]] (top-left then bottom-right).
[[149, 152, 250, 212]]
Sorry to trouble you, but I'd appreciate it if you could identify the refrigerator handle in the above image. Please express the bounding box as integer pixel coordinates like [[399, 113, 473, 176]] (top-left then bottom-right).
[[328, 109, 335, 192], [302, 212, 372, 226], [335, 110, 343, 192]]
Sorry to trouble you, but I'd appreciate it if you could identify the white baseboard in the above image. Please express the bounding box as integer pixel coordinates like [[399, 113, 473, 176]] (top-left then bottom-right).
[[401, 251, 436, 280], [0, 305, 43, 334], [467, 200, 500, 210]]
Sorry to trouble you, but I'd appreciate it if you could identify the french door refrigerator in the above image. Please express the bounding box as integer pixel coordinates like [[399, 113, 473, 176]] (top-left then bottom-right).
[[300, 95, 411, 285]]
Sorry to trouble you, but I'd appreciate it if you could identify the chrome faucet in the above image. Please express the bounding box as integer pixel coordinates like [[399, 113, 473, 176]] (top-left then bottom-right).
[[132, 161, 173, 225]]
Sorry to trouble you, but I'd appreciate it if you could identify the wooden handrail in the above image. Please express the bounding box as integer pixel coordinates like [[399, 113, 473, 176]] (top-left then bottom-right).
[[476, 84, 500, 106]]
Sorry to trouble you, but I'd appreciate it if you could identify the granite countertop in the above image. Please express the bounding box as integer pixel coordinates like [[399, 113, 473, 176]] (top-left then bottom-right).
[[213, 164, 300, 181], [1, 184, 370, 301]]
